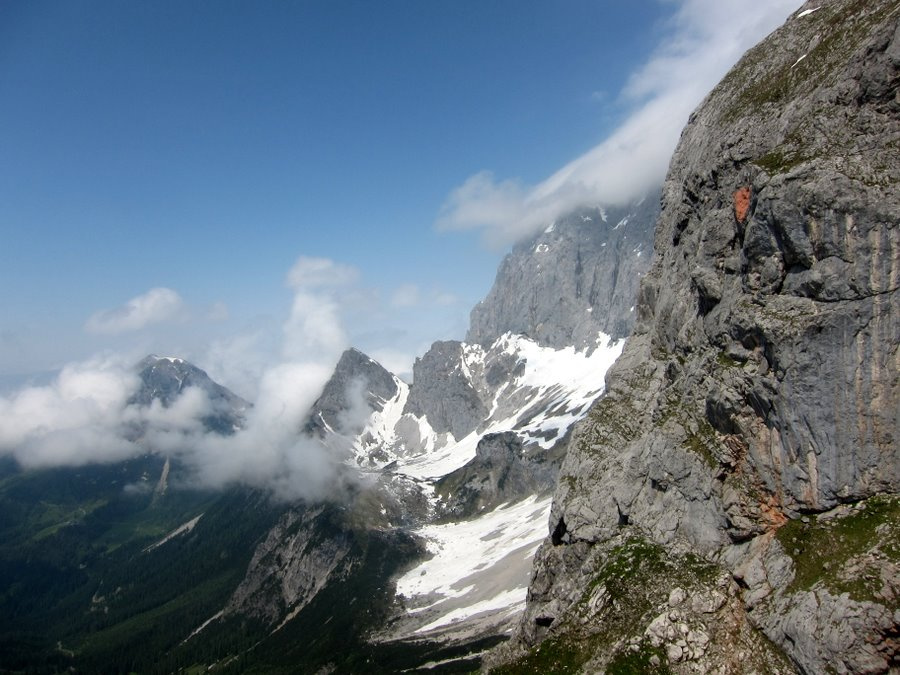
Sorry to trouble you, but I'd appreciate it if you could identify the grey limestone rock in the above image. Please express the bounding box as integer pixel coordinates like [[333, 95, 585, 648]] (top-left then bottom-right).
[[402, 340, 489, 439], [224, 505, 353, 625], [435, 431, 550, 519], [467, 197, 658, 349], [497, 1, 900, 672]]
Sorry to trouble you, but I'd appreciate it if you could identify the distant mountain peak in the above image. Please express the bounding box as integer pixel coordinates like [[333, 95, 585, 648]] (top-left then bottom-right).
[[304, 348, 401, 438], [131, 354, 249, 434], [467, 195, 659, 349]]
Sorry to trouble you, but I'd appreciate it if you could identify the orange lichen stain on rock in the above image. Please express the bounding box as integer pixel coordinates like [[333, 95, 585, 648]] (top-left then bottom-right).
[[733, 186, 752, 223], [761, 494, 788, 530]]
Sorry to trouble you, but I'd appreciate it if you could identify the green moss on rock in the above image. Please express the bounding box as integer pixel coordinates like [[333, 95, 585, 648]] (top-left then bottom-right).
[[776, 494, 900, 600]]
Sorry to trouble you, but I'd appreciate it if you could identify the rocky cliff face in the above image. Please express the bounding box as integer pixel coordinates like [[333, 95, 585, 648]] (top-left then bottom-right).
[[467, 197, 658, 349], [493, 1, 900, 673], [402, 340, 492, 440]]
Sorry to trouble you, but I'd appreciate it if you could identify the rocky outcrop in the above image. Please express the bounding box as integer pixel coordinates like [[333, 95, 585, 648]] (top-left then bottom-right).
[[224, 506, 353, 625], [224, 502, 423, 626], [435, 432, 552, 519], [305, 348, 400, 437], [402, 340, 491, 439], [467, 197, 658, 349], [497, 1, 900, 672]]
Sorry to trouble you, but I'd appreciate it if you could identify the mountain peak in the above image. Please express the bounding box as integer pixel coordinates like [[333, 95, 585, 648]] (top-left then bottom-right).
[[305, 348, 400, 437], [131, 354, 248, 434], [467, 195, 659, 349]]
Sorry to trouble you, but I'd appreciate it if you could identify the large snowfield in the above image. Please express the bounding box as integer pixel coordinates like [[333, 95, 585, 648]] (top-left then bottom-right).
[[351, 333, 623, 638]]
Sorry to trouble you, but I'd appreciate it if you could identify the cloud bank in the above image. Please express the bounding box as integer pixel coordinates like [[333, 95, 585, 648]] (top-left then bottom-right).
[[85, 287, 188, 334], [437, 0, 801, 247], [0, 256, 365, 502]]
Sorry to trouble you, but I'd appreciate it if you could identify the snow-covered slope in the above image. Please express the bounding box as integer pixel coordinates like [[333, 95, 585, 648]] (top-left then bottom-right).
[[341, 333, 622, 479], [393, 494, 552, 639], [315, 331, 624, 640]]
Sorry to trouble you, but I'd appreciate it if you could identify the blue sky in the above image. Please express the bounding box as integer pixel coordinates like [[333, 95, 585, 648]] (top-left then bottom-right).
[[0, 0, 800, 396]]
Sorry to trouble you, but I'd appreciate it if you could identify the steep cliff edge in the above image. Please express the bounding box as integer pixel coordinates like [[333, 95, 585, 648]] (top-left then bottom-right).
[[492, 1, 900, 673]]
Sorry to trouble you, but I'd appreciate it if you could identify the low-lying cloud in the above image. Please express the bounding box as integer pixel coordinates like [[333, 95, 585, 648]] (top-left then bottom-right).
[[437, 0, 801, 247], [0, 256, 369, 502], [0, 356, 141, 467], [85, 287, 189, 334]]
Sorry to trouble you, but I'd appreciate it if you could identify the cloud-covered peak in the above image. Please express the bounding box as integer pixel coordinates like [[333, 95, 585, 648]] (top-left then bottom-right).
[[436, 0, 800, 248]]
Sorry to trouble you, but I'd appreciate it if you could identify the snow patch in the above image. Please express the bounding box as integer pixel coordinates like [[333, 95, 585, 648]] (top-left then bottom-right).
[[399, 429, 477, 480], [414, 588, 527, 633], [395, 495, 552, 633], [797, 7, 820, 18], [144, 514, 203, 552], [791, 53, 807, 68], [182, 610, 223, 644], [392, 333, 622, 474]]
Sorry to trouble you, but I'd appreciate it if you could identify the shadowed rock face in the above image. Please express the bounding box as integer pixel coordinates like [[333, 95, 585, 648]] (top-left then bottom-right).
[[495, 2, 900, 673], [435, 432, 550, 519], [467, 197, 658, 350], [402, 340, 490, 440]]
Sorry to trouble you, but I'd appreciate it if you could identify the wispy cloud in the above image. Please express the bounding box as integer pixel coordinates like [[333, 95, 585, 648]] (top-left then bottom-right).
[[286, 256, 358, 290], [282, 256, 357, 363], [437, 0, 801, 247], [389, 284, 458, 310], [85, 287, 188, 334]]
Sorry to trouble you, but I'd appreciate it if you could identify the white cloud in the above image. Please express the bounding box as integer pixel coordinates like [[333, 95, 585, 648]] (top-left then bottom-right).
[[286, 256, 358, 290], [0, 255, 370, 502], [85, 287, 188, 334], [0, 355, 342, 501], [179, 360, 341, 502], [0, 356, 139, 467], [203, 331, 272, 401], [281, 256, 358, 363], [437, 0, 801, 247]]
